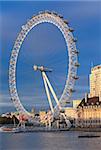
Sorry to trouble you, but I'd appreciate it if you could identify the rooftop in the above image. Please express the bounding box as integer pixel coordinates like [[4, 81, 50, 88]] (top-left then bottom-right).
[[77, 96, 101, 107], [91, 64, 101, 71]]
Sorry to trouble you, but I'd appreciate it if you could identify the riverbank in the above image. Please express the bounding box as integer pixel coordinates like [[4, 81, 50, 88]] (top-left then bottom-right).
[[1, 115, 101, 132], [0, 116, 19, 125]]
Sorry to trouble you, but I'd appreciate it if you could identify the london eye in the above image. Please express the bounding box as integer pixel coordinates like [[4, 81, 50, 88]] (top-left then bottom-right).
[[9, 11, 79, 124]]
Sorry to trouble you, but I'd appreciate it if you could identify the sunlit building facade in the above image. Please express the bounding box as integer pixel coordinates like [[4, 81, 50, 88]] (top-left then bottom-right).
[[73, 64, 101, 128], [72, 100, 82, 108], [90, 65, 101, 98], [39, 111, 47, 124], [76, 96, 101, 128], [65, 107, 77, 127], [65, 107, 77, 119]]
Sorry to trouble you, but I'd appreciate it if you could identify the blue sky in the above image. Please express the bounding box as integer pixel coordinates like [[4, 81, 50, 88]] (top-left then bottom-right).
[[0, 1, 101, 111]]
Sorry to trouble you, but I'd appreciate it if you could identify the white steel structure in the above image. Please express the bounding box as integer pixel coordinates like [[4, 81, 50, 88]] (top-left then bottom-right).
[[33, 65, 62, 114], [33, 65, 72, 127], [9, 11, 79, 118]]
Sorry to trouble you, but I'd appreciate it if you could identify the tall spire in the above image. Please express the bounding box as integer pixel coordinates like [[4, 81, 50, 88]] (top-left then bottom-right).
[[91, 61, 94, 68]]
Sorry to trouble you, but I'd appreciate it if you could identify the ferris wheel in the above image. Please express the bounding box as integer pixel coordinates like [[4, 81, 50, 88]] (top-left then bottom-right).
[[9, 11, 79, 118]]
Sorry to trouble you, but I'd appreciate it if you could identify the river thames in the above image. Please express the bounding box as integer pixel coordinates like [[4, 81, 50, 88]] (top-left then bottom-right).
[[0, 131, 101, 150]]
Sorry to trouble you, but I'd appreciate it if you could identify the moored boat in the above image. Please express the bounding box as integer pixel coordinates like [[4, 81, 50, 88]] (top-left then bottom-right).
[[0, 126, 16, 132], [78, 134, 100, 138]]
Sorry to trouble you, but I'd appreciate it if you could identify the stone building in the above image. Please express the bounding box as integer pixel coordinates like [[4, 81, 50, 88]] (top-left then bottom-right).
[[76, 96, 101, 128]]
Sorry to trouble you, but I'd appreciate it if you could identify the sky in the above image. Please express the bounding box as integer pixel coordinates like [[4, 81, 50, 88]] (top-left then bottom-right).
[[0, 1, 101, 112]]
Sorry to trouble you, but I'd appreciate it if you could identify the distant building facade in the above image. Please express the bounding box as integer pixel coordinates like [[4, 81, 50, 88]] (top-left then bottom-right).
[[65, 100, 81, 119], [65, 107, 77, 127], [90, 65, 101, 98], [65, 107, 77, 119], [39, 111, 47, 124], [66, 64, 101, 128], [72, 100, 82, 108], [76, 96, 101, 128]]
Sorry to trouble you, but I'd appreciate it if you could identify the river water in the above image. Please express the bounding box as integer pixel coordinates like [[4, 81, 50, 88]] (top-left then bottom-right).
[[0, 131, 101, 150]]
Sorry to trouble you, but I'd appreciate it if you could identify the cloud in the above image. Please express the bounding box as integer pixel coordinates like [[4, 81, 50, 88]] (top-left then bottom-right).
[[0, 102, 13, 107]]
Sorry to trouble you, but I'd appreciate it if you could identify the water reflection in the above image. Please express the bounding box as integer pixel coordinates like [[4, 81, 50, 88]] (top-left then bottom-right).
[[1, 131, 101, 150]]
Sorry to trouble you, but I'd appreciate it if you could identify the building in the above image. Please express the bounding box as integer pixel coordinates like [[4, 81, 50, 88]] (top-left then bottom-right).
[[72, 64, 101, 128], [64, 100, 81, 126], [76, 96, 101, 128], [90, 65, 101, 98], [72, 100, 82, 108], [65, 107, 77, 119], [39, 111, 47, 124], [65, 107, 77, 126]]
